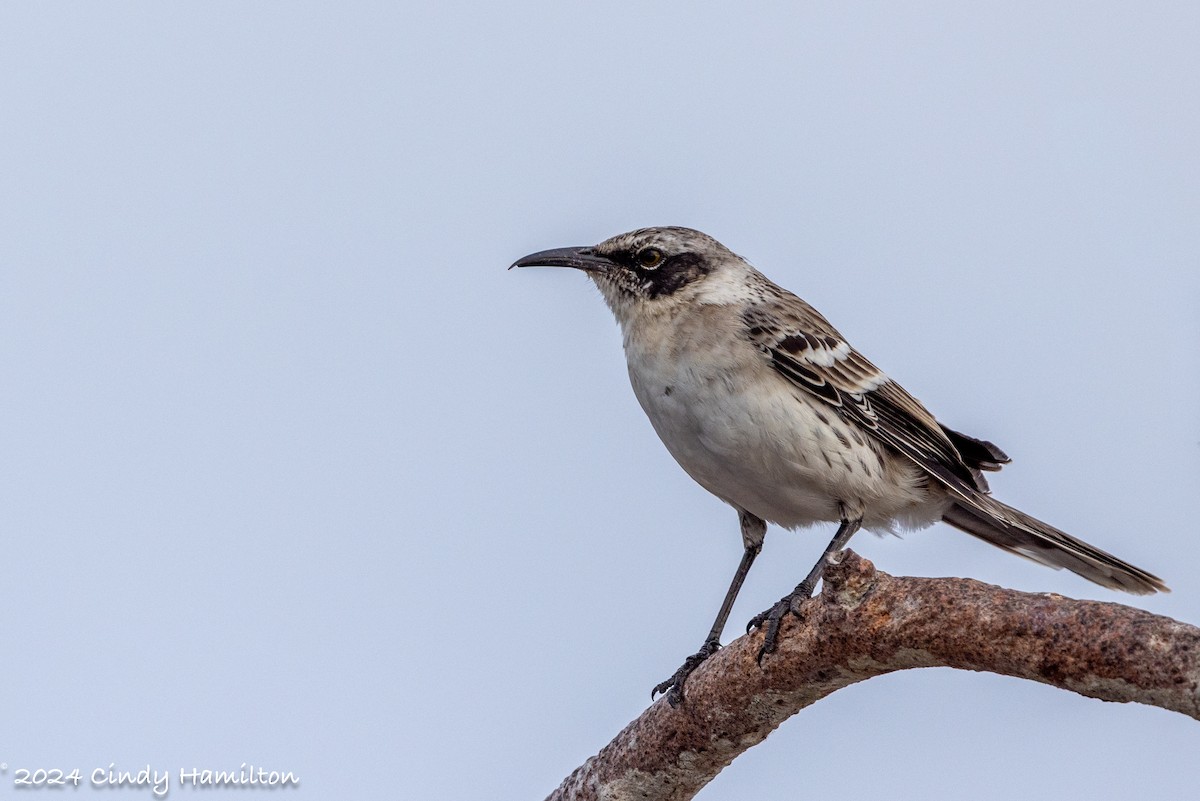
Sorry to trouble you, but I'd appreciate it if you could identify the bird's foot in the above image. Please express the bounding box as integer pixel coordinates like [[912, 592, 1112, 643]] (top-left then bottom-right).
[[747, 577, 818, 662], [652, 639, 720, 707]]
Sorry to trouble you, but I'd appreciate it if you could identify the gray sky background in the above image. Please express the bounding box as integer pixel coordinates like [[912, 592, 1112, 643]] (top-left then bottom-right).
[[2, 3, 1198, 799]]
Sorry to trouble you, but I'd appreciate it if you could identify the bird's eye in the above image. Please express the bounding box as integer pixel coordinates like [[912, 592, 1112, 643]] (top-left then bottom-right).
[[636, 248, 664, 269]]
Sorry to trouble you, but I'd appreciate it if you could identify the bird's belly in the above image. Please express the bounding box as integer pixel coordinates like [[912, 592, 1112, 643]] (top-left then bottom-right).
[[628, 360, 940, 531]]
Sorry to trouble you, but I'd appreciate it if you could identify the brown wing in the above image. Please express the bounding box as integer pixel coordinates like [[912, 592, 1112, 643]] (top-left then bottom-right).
[[740, 297, 992, 497], [739, 287, 1165, 595]]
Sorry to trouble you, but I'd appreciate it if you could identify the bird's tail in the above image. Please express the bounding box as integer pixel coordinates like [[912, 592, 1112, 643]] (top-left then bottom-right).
[[942, 498, 1167, 595]]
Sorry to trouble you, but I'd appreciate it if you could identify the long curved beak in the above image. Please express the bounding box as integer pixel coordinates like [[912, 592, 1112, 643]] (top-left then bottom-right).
[[510, 246, 615, 273]]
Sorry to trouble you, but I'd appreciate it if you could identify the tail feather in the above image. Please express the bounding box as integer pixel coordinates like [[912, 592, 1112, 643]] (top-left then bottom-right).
[[942, 499, 1168, 595]]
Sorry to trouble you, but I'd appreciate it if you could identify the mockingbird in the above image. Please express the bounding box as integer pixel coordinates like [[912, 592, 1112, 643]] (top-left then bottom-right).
[[513, 226, 1166, 705]]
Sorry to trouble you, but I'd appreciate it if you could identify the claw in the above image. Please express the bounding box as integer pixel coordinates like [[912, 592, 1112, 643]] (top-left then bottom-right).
[[652, 640, 721, 706], [754, 598, 793, 663], [751, 585, 816, 663]]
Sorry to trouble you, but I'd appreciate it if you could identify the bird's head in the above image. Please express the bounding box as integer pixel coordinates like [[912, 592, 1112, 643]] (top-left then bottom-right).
[[512, 227, 752, 323]]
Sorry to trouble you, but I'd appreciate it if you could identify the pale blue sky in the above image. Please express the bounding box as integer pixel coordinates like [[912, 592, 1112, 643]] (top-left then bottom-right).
[[2, 3, 1198, 799]]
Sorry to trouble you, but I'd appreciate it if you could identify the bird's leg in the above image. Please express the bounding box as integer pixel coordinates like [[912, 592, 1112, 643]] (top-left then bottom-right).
[[748, 515, 863, 661], [652, 543, 759, 706], [653, 512, 765, 706]]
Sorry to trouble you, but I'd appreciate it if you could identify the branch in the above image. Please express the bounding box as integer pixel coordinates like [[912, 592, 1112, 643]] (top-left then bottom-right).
[[546, 550, 1200, 801]]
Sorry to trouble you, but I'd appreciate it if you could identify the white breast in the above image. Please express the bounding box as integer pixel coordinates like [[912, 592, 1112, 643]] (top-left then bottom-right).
[[619, 308, 944, 533]]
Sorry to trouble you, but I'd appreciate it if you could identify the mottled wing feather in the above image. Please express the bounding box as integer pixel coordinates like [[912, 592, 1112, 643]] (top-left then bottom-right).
[[940, 426, 1010, 472], [741, 298, 987, 496], [739, 286, 1166, 595]]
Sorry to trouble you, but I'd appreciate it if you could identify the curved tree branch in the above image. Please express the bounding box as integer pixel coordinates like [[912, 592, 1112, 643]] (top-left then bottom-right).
[[547, 551, 1199, 801]]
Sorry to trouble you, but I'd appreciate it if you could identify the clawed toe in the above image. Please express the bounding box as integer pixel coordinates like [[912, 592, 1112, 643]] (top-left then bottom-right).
[[750, 591, 810, 663], [652, 640, 720, 706], [745, 609, 770, 634]]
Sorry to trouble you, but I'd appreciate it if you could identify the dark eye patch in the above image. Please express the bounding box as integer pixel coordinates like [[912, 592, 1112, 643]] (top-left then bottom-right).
[[641, 252, 709, 298]]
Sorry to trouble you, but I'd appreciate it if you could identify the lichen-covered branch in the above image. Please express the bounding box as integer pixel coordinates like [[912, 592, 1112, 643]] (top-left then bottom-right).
[[546, 551, 1200, 801]]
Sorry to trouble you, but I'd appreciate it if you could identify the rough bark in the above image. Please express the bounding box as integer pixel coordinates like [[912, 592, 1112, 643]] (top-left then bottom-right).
[[546, 551, 1200, 801]]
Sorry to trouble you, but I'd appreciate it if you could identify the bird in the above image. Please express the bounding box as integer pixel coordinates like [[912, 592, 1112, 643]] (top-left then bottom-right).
[[512, 226, 1166, 705]]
